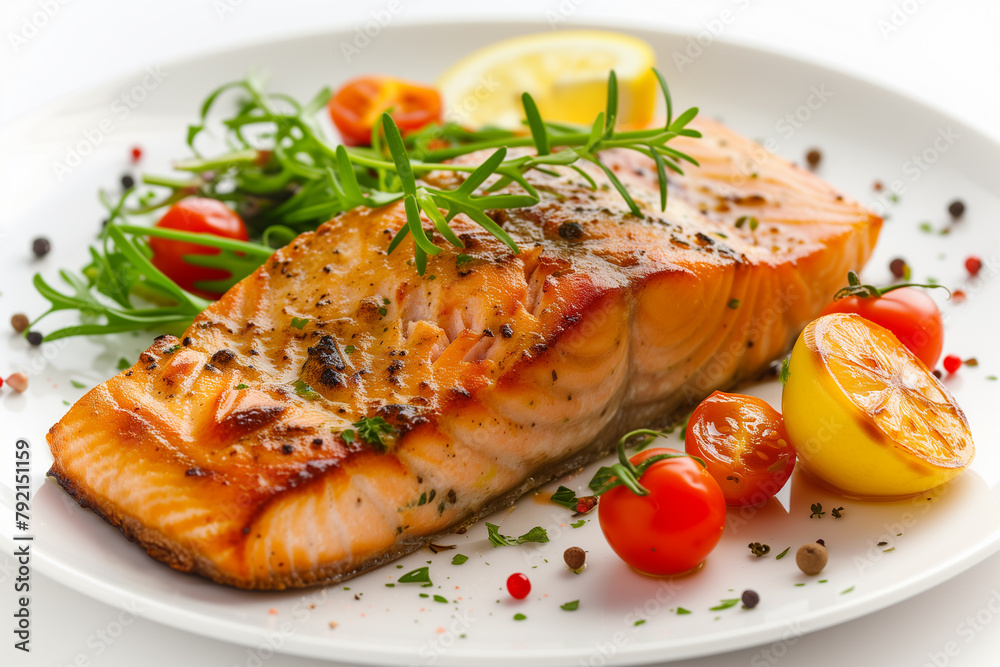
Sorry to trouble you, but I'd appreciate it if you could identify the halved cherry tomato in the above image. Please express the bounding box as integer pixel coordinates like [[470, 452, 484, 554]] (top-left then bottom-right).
[[597, 447, 726, 576], [685, 391, 795, 507], [328, 76, 442, 146], [821, 287, 943, 369], [149, 197, 248, 299]]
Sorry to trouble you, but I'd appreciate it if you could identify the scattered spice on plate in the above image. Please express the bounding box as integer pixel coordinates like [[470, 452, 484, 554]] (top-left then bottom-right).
[[831, 507, 845, 518], [775, 546, 791, 560], [26, 331, 43, 346], [888, 258, 909, 280], [741, 590, 760, 609], [796, 542, 828, 576], [10, 313, 29, 333], [943, 355, 962, 374], [805, 148, 822, 169], [32, 237, 51, 258], [506, 573, 531, 599], [121, 174, 135, 190], [131, 146, 143, 162], [563, 547, 586, 572], [809, 502, 825, 518], [947, 199, 965, 219], [964, 358, 979, 367], [965, 256, 982, 277], [748, 542, 770, 558]]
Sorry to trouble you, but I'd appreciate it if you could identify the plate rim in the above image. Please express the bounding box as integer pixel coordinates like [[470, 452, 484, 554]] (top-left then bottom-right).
[[4, 15, 1000, 666]]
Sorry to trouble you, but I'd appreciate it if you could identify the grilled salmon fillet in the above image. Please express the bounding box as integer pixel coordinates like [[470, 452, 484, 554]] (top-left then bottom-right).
[[48, 118, 881, 589]]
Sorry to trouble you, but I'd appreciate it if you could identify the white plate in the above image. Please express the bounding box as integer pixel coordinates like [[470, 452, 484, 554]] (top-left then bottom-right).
[[2, 19, 999, 667]]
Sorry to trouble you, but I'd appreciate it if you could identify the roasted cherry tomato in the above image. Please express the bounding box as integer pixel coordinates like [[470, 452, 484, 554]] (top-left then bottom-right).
[[328, 76, 442, 146], [598, 447, 726, 576], [149, 197, 248, 299], [685, 391, 795, 506], [821, 272, 944, 369]]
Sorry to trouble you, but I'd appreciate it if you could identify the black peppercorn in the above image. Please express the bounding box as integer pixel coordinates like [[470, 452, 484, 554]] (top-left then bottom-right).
[[741, 589, 760, 609], [26, 331, 43, 346], [32, 237, 51, 258], [947, 199, 965, 219], [805, 148, 822, 169], [121, 174, 135, 189]]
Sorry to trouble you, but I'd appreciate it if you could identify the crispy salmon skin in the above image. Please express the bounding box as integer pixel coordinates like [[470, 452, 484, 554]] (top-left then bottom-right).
[[48, 118, 880, 589]]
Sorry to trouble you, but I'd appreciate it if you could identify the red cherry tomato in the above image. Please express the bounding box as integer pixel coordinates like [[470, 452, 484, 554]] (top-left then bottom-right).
[[821, 287, 944, 368], [149, 197, 248, 299], [685, 391, 795, 506], [506, 573, 531, 599], [328, 76, 442, 147], [597, 448, 726, 576]]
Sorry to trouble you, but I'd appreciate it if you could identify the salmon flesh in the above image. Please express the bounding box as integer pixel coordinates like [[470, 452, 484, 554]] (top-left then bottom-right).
[[47, 118, 881, 589]]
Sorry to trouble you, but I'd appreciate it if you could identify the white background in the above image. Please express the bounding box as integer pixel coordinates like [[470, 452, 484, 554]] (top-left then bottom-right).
[[2, 1, 1000, 666]]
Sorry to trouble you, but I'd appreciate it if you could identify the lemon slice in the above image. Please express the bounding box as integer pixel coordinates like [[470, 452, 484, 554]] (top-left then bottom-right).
[[782, 313, 974, 499], [437, 31, 657, 129]]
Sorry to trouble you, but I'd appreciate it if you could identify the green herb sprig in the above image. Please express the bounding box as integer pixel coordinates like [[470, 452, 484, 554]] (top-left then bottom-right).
[[31, 69, 699, 341]]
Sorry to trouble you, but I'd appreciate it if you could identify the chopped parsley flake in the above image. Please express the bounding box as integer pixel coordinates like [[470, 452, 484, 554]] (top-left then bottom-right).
[[344, 345, 355, 354], [513, 613, 527, 621], [634, 619, 646, 626], [560, 600, 580, 611], [235, 383, 249, 390], [550, 486, 578, 509], [290, 317, 309, 330], [676, 607, 691, 615], [810, 502, 825, 518], [486, 523, 549, 547], [433, 595, 448, 604], [779, 358, 791, 386], [451, 554, 469, 565], [775, 546, 791, 560], [398, 567, 432, 585], [292, 379, 320, 400], [709, 599, 740, 611], [117, 357, 131, 371], [570, 519, 586, 529], [456, 254, 475, 266], [352, 416, 395, 448], [728, 299, 740, 309], [70, 379, 87, 389], [841, 586, 855, 595]]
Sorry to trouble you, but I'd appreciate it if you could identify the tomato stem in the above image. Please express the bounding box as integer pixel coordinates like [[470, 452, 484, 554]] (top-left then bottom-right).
[[833, 270, 951, 301], [590, 429, 707, 497]]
